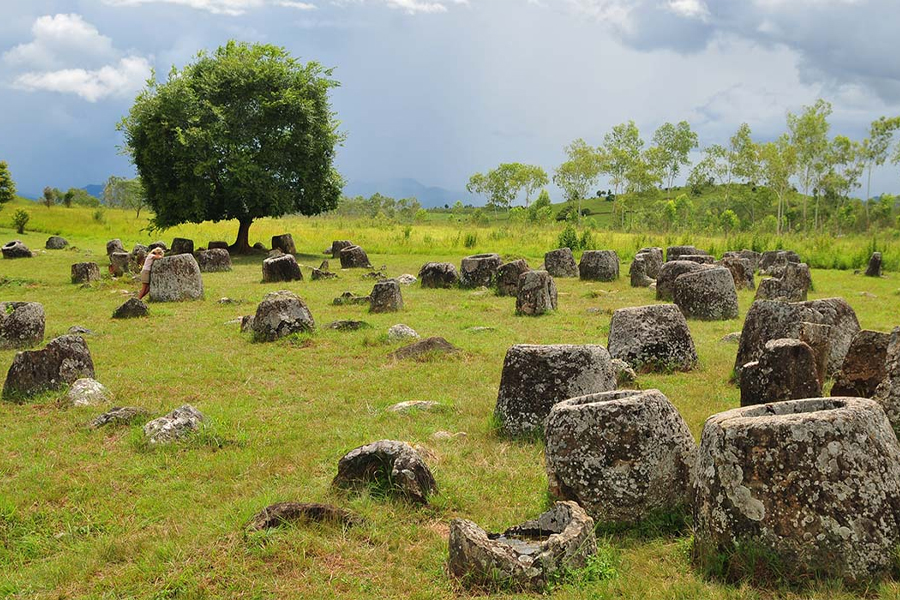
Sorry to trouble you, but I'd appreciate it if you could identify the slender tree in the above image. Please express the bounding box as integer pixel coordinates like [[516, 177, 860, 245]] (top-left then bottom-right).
[[552, 139, 604, 218], [759, 135, 797, 235], [600, 121, 643, 196], [787, 99, 832, 229], [651, 121, 698, 198], [861, 116, 900, 227]]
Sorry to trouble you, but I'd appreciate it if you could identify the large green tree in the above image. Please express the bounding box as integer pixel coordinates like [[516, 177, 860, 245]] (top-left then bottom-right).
[[0, 161, 15, 209], [119, 41, 344, 253], [600, 121, 643, 196], [861, 116, 900, 226], [759, 134, 797, 235]]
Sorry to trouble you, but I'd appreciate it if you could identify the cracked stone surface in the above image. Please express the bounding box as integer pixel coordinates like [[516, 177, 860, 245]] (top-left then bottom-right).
[[143, 404, 205, 444], [673, 267, 739, 321], [251, 290, 315, 342], [608, 304, 697, 372], [693, 397, 900, 584], [460, 254, 502, 288], [448, 501, 597, 591], [418, 262, 460, 289], [2, 334, 94, 400], [332, 439, 436, 503], [545, 389, 696, 524], [0, 301, 44, 349], [495, 344, 615, 437], [149, 254, 204, 302]]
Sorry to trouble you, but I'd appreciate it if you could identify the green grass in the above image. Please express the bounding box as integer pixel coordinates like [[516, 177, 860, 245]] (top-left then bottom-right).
[[1, 204, 900, 598]]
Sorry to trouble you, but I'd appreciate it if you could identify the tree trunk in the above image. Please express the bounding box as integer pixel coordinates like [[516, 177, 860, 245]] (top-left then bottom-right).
[[230, 218, 254, 254]]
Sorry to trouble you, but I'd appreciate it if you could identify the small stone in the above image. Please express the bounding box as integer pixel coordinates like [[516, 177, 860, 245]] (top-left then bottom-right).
[[333, 439, 436, 503], [327, 320, 371, 331], [143, 404, 205, 444], [332, 292, 370, 306], [396, 274, 417, 285], [68, 326, 93, 336], [45, 236, 68, 250], [610, 358, 637, 385], [720, 332, 742, 344], [66, 378, 112, 407], [112, 298, 149, 319], [386, 400, 442, 413], [311, 268, 338, 280], [865, 252, 883, 277], [246, 502, 361, 532], [217, 297, 242, 304], [71, 262, 100, 284], [387, 324, 419, 341], [89, 406, 149, 428], [391, 337, 459, 360]]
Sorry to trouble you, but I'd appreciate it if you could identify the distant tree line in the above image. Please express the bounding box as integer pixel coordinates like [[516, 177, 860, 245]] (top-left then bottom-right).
[[466, 99, 900, 235]]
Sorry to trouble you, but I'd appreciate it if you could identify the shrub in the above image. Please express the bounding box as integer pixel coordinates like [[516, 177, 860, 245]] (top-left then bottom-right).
[[92, 208, 106, 224], [463, 232, 477, 248], [12, 209, 29, 234], [558, 223, 579, 250]]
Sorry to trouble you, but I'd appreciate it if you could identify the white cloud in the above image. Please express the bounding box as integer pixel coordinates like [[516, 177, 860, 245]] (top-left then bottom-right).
[[4, 14, 153, 102], [12, 56, 152, 102], [667, 0, 709, 20], [103, 0, 473, 15], [3, 14, 116, 70]]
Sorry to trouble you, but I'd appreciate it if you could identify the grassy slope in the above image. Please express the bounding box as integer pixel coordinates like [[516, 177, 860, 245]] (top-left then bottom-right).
[[1, 205, 900, 598]]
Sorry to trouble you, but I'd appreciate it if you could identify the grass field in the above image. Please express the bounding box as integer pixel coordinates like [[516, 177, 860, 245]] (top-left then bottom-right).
[[2, 204, 900, 599]]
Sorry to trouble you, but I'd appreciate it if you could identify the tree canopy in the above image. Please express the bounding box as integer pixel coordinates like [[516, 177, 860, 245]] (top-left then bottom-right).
[[0, 161, 15, 208], [119, 40, 344, 252]]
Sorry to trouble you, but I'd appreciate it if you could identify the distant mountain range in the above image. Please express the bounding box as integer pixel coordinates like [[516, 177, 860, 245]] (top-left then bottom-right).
[[343, 178, 472, 208], [22, 179, 473, 209]]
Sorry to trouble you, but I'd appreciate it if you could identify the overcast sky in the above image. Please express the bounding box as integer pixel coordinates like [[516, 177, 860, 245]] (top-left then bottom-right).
[[1, 0, 899, 200]]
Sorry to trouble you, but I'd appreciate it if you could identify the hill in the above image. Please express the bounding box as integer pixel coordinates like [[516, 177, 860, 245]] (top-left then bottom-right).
[[343, 178, 470, 208]]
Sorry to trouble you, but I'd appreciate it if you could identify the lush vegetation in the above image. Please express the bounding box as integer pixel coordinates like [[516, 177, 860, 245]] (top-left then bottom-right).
[[119, 41, 344, 252]]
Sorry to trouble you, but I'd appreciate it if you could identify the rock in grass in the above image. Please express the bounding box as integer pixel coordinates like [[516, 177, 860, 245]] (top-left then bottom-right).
[[496, 259, 530, 296], [448, 501, 597, 591], [106, 239, 126, 257], [460, 253, 502, 288], [693, 397, 900, 585], [2, 240, 32, 259], [45, 236, 68, 250], [109, 252, 130, 277], [391, 337, 459, 361], [251, 290, 315, 342], [396, 274, 417, 285], [666, 245, 707, 262], [327, 320, 371, 331], [246, 502, 362, 531], [71, 262, 101, 284], [332, 292, 370, 306], [673, 267, 739, 321], [544, 248, 579, 278], [832, 330, 891, 398], [2, 335, 94, 401], [655, 260, 705, 301], [196, 248, 232, 273], [608, 304, 697, 373], [629, 256, 653, 287], [112, 298, 149, 319], [148, 254, 204, 302], [332, 439, 436, 503], [90, 406, 149, 428], [755, 262, 812, 302], [0, 301, 45, 349], [387, 324, 418, 341], [865, 252, 883, 277], [339, 245, 372, 269], [331, 240, 353, 259], [170, 237, 194, 255], [515, 270, 557, 316], [739, 338, 821, 406], [418, 262, 460, 289], [369, 280, 403, 313], [494, 344, 616, 437], [544, 389, 696, 523], [579, 250, 619, 281], [386, 400, 442, 413], [637, 247, 664, 278], [262, 254, 302, 283], [66, 378, 112, 407], [270, 233, 296, 255], [143, 404, 205, 444]]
